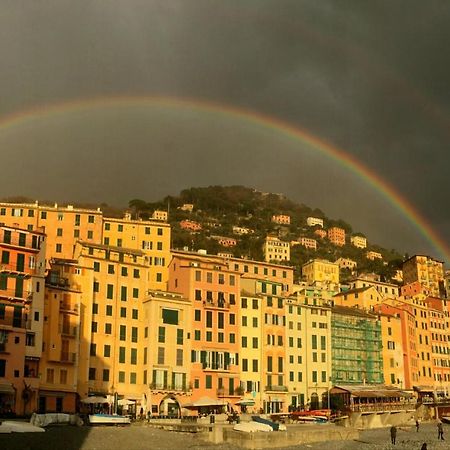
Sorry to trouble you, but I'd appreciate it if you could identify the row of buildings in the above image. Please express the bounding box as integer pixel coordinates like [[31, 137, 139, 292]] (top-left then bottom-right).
[[0, 201, 448, 417]]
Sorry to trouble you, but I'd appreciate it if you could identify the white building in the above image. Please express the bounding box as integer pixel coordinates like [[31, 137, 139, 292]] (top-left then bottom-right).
[[306, 217, 324, 228], [350, 235, 367, 249]]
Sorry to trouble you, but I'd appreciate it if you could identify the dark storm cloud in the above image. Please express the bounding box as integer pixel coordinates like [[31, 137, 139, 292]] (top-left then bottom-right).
[[0, 1, 448, 258]]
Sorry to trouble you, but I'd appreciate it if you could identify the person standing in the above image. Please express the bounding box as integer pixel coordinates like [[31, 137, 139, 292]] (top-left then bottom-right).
[[437, 421, 444, 440], [390, 425, 397, 445], [416, 419, 420, 432], [420, 443, 427, 450]]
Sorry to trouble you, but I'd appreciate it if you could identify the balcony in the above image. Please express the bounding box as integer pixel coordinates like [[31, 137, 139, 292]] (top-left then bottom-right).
[[0, 342, 8, 353], [0, 234, 41, 251], [60, 351, 76, 363], [59, 324, 78, 337], [264, 385, 288, 392], [202, 363, 230, 372], [0, 315, 30, 329], [202, 299, 229, 310], [0, 263, 37, 276], [0, 288, 33, 303], [60, 302, 79, 315], [149, 382, 192, 393]]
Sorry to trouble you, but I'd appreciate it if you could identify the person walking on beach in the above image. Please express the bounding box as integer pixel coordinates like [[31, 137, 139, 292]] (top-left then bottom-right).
[[390, 425, 397, 445], [416, 419, 420, 432], [420, 443, 427, 450], [437, 421, 444, 440]]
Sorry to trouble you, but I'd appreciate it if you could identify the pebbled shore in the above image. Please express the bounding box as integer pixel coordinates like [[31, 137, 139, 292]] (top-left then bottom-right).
[[0, 421, 448, 450]]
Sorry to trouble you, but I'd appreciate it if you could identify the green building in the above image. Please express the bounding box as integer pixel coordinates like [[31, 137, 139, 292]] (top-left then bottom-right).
[[331, 305, 383, 384]]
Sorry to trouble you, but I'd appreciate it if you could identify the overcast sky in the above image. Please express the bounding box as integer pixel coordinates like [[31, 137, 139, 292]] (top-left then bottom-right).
[[0, 1, 448, 262]]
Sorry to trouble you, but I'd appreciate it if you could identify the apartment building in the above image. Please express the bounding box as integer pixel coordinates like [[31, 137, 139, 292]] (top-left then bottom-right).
[[335, 258, 357, 272], [331, 305, 383, 384], [299, 237, 317, 250], [0, 225, 46, 415], [142, 290, 192, 417], [263, 236, 290, 263], [350, 235, 367, 249], [314, 229, 327, 239], [40, 259, 86, 413], [402, 255, 445, 299], [366, 251, 382, 261], [349, 276, 399, 299], [302, 259, 339, 285], [333, 286, 383, 310], [73, 242, 150, 405], [306, 217, 323, 228], [327, 227, 346, 247], [0, 202, 102, 260], [102, 214, 171, 290], [272, 215, 291, 225], [168, 252, 241, 405]]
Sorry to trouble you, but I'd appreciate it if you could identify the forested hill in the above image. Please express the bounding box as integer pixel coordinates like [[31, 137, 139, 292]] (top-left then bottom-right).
[[129, 185, 404, 282]]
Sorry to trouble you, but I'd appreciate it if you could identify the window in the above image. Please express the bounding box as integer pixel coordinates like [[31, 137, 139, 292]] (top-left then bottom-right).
[[130, 348, 137, 365], [206, 311, 212, 328], [107, 284, 113, 299], [47, 368, 54, 383], [176, 349, 183, 366], [229, 313, 235, 325], [120, 286, 127, 301], [57, 228, 63, 237], [119, 325, 126, 341], [320, 335, 326, 350], [162, 309, 178, 325], [312, 371, 317, 383], [252, 337, 258, 348], [118, 371, 125, 383], [102, 369, 110, 382], [312, 335, 317, 350], [177, 329, 183, 345], [229, 333, 235, 343], [60, 369, 67, 384], [158, 327, 165, 343], [242, 359, 248, 372], [56, 243, 62, 253], [194, 330, 201, 340], [157, 347, 165, 365], [106, 305, 112, 316], [119, 347, 126, 363], [90, 343, 96, 356], [132, 327, 138, 343], [88, 215, 95, 223], [88, 368, 96, 381], [132, 288, 139, 299], [206, 331, 212, 341], [252, 359, 258, 372], [91, 322, 97, 332], [93, 261, 100, 272], [120, 307, 127, 318], [121, 267, 128, 277], [205, 375, 212, 389], [132, 309, 138, 320], [195, 310, 201, 321], [133, 269, 140, 279], [104, 345, 111, 357], [242, 336, 247, 348], [195, 289, 202, 300]]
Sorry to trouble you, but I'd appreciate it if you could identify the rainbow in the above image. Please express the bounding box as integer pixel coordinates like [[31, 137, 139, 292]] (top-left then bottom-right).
[[0, 95, 448, 262]]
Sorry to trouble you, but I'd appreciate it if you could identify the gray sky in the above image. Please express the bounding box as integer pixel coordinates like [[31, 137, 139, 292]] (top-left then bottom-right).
[[0, 1, 449, 262]]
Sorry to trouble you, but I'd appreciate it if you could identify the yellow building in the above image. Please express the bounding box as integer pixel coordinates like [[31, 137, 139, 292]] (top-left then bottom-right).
[[40, 259, 85, 413], [285, 292, 331, 410], [402, 255, 445, 299], [375, 306, 405, 387], [333, 286, 382, 310], [349, 276, 399, 299], [263, 236, 290, 263], [350, 235, 367, 249], [74, 241, 150, 408], [302, 259, 339, 285], [0, 202, 103, 260], [142, 290, 192, 417], [102, 213, 171, 290]]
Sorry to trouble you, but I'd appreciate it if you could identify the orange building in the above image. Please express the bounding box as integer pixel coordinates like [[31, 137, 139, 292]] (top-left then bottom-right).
[[168, 251, 241, 405], [179, 220, 202, 232], [0, 225, 46, 415], [40, 259, 85, 413], [327, 227, 346, 246], [271, 215, 291, 225], [0, 202, 103, 260]]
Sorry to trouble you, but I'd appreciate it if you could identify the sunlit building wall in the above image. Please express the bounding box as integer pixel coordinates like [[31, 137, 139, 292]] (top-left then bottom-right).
[[302, 259, 339, 285]]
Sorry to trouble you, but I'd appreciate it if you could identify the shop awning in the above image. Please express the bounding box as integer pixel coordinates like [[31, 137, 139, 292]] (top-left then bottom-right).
[[80, 396, 111, 404], [0, 383, 15, 395], [182, 397, 227, 408], [235, 399, 255, 406]]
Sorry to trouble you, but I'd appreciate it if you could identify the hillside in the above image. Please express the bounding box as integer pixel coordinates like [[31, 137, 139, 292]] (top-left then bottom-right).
[[129, 185, 404, 282]]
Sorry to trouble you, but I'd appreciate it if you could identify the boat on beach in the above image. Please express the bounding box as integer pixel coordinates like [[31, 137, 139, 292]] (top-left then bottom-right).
[[88, 413, 131, 425], [441, 416, 450, 425]]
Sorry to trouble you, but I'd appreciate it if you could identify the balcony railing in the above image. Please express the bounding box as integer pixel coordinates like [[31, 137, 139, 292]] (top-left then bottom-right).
[[149, 382, 192, 393], [202, 363, 230, 371], [0, 235, 41, 251], [203, 299, 229, 309], [265, 385, 288, 392], [59, 324, 78, 337], [0, 288, 33, 302], [0, 263, 38, 275], [60, 302, 79, 314], [0, 316, 30, 329], [60, 351, 76, 363]]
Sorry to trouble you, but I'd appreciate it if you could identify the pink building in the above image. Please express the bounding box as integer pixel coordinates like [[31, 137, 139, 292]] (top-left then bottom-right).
[[168, 251, 241, 406], [271, 215, 291, 225], [180, 220, 202, 232], [327, 227, 346, 246]]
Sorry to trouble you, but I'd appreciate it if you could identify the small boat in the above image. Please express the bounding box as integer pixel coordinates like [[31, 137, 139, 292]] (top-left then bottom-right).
[[251, 415, 279, 431], [88, 413, 131, 425], [441, 416, 450, 424]]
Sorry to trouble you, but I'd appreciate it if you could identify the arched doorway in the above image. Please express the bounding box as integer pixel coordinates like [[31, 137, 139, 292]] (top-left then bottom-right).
[[159, 395, 181, 418]]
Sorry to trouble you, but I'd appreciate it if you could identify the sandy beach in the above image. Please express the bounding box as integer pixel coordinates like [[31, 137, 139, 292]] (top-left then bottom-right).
[[0, 421, 447, 450]]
